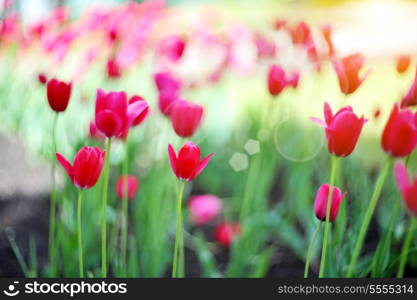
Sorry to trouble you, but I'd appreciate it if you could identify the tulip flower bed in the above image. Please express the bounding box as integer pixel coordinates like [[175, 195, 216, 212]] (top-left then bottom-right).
[[1, 1, 417, 279]]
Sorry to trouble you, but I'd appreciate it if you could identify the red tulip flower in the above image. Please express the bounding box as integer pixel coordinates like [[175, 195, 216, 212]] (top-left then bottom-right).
[[157, 35, 186, 62], [38, 73, 47, 85], [333, 53, 367, 95], [214, 222, 241, 247], [395, 162, 417, 215], [154, 72, 181, 116], [311, 102, 366, 157], [170, 100, 203, 138], [314, 184, 346, 222], [188, 194, 222, 225], [106, 58, 121, 79], [46, 78, 72, 112], [382, 104, 417, 157], [396, 55, 411, 74], [56, 146, 105, 189], [168, 142, 213, 181], [267, 64, 287, 96], [116, 175, 139, 200]]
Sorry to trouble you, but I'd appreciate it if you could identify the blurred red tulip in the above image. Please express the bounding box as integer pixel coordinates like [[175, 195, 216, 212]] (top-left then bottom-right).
[[95, 89, 128, 138], [214, 222, 241, 247], [314, 184, 345, 222], [401, 71, 417, 108], [321, 24, 335, 57], [38, 73, 47, 85], [287, 72, 300, 89], [170, 100, 203, 138], [188, 194, 222, 225], [46, 78, 72, 112], [254, 33, 276, 59], [168, 142, 213, 181], [396, 55, 411, 74], [395, 162, 417, 215], [154, 72, 181, 116], [311, 102, 366, 157], [56, 146, 105, 189], [373, 108, 381, 120], [267, 64, 287, 96], [333, 53, 367, 95], [289, 21, 311, 45], [116, 175, 139, 200], [106, 58, 121, 79], [273, 19, 287, 31], [382, 104, 417, 157], [157, 35, 186, 62]]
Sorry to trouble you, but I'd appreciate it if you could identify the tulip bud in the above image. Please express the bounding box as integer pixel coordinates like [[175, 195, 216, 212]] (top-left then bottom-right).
[[314, 184, 345, 222], [106, 58, 121, 79], [38, 73, 47, 85], [396, 55, 411, 74], [333, 53, 367, 95], [214, 222, 241, 247], [267, 64, 287, 96], [382, 104, 417, 157], [188, 195, 222, 225], [311, 102, 366, 157], [56, 146, 105, 189], [170, 100, 203, 138], [46, 78, 72, 112], [394, 162, 417, 216], [116, 175, 139, 200], [168, 142, 213, 181]]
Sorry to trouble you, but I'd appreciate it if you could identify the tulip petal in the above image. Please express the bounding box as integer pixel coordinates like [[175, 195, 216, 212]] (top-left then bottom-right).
[[324, 102, 333, 125], [56, 152, 74, 183], [193, 153, 214, 178], [168, 144, 177, 175], [310, 117, 327, 128]]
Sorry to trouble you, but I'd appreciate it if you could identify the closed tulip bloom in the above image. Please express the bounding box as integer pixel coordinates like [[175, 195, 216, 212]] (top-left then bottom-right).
[[395, 162, 417, 215], [38, 73, 47, 85], [128, 95, 149, 126], [188, 194, 222, 225], [56, 146, 105, 189], [314, 184, 345, 222], [333, 53, 367, 95], [168, 142, 213, 181], [170, 100, 203, 138], [267, 64, 287, 96], [382, 104, 417, 157], [214, 222, 241, 247], [46, 78, 72, 112], [311, 102, 366, 157], [396, 55, 411, 74], [106, 58, 121, 79], [95, 89, 128, 138], [116, 175, 139, 200]]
